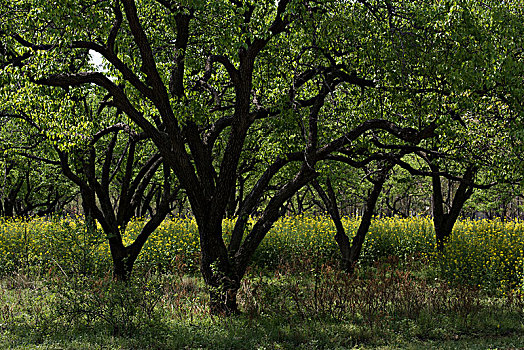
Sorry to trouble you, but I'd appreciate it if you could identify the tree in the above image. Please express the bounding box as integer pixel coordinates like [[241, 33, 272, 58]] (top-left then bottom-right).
[[1, 94, 180, 280], [311, 0, 524, 255], [0, 157, 74, 217], [3, 0, 523, 314], [0, 115, 76, 217], [312, 160, 393, 272]]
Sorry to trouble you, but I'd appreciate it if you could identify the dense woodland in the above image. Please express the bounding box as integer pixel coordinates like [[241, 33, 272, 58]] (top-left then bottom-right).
[[1, 0, 524, 316]]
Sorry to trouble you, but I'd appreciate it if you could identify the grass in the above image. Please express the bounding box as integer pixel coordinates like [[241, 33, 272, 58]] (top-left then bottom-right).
[[1, 259, 523, 349], [0, 215, 523, 348]]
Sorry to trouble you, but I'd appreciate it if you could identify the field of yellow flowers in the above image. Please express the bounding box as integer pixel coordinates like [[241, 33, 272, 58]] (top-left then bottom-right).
[[0, 215, 522, 293]]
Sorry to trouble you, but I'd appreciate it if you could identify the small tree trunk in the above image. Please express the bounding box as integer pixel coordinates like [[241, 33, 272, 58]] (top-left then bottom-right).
[[207, 276, 241, 315], [109, 240, 138, 282], [313, 163, 391, 273], [3, 200, 14, 217], [112, 256, 134, 282], [431, 165, 475, 252], [434, 214, 454, 252], [312, 179, 354, 271], [346, 168, 389, 272]]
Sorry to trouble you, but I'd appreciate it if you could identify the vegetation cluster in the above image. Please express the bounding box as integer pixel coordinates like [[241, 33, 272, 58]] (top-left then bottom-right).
[[2, 216, 524, 294], [1, 216, 524, 348]]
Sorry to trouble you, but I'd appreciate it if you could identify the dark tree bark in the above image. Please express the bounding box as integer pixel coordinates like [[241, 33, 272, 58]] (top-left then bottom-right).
[[2, 178, 22, 217], [58, 125, 178, 281], [387, 153, 492, 251], [0, 157, 72, 218], [313, 162, 392, 273], [431, 164, 476, 251]]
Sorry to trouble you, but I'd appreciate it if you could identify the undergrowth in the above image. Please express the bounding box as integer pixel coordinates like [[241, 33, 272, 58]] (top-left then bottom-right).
[[0, 216, 523, 348], [1, 258, 523, 349]]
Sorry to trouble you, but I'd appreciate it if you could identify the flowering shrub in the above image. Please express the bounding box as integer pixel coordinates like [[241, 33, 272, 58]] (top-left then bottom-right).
[[0, 215, 522, 293], [438, 219, 524, 292]]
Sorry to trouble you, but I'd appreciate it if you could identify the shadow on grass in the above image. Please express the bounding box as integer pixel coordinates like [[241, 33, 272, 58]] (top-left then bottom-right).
[[1, 262, 523, 350]]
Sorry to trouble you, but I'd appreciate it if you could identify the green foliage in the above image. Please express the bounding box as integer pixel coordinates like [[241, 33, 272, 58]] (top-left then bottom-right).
[[46, 273, 167, 337]]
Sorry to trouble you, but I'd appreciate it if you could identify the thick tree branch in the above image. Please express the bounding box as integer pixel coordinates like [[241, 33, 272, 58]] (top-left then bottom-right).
[[35, 72, 160, 140], [315, 119, 436, 160], [107, 0, 123, 53], [195, 55, 240, 90], [13, 152, 60, 166], [121, 0, 166, 93], [72, 41, 155, 101], [90, 122, 144, 145]]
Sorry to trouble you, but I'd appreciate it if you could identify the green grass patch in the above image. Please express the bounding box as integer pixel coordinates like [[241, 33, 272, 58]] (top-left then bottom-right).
[[0, 263, 523, 349]]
